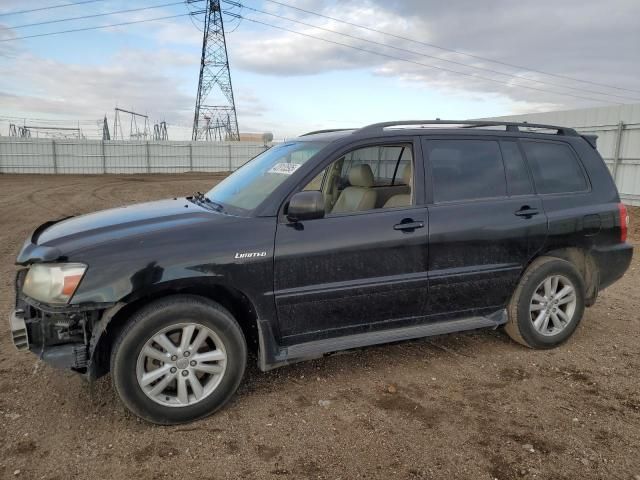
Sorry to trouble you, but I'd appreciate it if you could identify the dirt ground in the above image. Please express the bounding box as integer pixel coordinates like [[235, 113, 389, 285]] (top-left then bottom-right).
[[0, 174, 638, 480]]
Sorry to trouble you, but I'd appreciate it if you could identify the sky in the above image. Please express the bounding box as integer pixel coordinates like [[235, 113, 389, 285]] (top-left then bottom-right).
[[0, 0, 639, 140]]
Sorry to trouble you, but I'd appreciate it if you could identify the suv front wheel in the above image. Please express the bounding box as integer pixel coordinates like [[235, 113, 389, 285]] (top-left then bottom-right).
[[111, 295, 247, 424], [505, 256, 586, 349]]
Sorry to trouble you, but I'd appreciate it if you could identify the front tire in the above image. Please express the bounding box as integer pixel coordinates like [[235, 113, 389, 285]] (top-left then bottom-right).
[[111, 295, 247, 425], [505, 256, 585, 349]]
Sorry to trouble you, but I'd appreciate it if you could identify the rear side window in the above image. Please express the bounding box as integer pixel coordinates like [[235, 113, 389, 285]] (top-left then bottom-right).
[[428, 140, 506, 202], [500, 141, 533, 196], [521, 141, 588, 194]]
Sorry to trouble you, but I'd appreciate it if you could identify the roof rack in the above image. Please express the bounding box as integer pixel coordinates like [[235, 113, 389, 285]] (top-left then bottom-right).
[[357, 120, 579, 137], [300, 128, 355, 137]]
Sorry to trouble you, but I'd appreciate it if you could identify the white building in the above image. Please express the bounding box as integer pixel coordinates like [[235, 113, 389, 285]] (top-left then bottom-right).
[[485, 103, 640, 206]]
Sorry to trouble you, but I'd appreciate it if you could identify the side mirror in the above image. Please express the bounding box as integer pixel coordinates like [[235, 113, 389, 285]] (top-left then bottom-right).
[[287, 191, 325, 222]]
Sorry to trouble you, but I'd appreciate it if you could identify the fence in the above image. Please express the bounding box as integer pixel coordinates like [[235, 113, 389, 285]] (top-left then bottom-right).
[[0, 138, 269, 174], [572, 122, 640, 206], [2, 122, 640, 206]]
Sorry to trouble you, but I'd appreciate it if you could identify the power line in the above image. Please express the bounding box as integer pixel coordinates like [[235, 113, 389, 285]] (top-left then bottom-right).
[[259, 0, 640, 96], [222, 0, 639, 102], [9, 1, 202, 30], [223, 12, 620, 105], [185, 0, 205, 32], [0, 0, 105, 17], [0, 13, 195, 42]]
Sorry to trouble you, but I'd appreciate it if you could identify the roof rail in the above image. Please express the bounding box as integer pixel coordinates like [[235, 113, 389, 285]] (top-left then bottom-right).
[[357, 120, 579, 137], [300, 128, 355, 137]]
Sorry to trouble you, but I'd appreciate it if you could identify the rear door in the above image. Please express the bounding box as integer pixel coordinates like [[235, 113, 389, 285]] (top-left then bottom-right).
[[422, 137, 547, 316]]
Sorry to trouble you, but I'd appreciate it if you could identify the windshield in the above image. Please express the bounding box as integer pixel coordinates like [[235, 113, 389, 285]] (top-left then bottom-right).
[[206, 141, 327, 212]]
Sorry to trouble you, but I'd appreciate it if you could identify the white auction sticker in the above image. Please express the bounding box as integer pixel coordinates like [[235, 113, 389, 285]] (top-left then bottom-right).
[[268, 163, 301, 175]]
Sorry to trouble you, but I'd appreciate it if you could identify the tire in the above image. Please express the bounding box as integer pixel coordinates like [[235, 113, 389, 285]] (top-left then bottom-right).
[[111, 295, 247, 425], [505, 256, 585, 349]]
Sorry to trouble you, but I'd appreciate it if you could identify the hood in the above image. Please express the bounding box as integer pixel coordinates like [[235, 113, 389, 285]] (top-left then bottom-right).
[[17, 198, 220, 264]]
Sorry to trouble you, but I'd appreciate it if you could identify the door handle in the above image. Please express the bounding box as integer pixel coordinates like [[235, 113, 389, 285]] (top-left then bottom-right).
[[514, 206, 540, 218], [394, 220, 424, 231]]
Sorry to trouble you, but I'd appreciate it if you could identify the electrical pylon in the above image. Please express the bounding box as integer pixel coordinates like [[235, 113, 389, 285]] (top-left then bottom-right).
[[190, 0, 240, 141]]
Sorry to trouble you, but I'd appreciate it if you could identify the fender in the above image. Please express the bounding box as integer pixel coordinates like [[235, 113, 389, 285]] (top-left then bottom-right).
[[86, 276, 272, 378]]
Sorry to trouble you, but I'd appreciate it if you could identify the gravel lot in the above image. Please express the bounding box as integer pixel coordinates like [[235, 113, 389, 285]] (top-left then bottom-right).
[[0, 174, 638, 480]]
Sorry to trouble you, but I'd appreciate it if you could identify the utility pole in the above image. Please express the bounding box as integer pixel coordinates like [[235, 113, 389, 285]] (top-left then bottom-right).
[[190, 0, 240, 141]]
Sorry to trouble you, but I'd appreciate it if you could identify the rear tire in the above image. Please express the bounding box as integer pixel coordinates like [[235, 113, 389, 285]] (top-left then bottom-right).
[[111, 295, 247, 425], [505, 256, 585, 349]]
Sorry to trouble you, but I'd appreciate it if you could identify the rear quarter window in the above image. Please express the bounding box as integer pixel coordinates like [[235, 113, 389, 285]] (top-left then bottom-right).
[[521, 141, 588, 194]]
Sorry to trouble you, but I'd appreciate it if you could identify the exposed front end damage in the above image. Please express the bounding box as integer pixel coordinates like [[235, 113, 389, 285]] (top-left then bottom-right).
[[10, 268, 109, 375]]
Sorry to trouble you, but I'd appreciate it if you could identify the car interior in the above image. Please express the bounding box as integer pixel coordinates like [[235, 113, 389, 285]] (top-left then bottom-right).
[[304, 144, 414, 214]]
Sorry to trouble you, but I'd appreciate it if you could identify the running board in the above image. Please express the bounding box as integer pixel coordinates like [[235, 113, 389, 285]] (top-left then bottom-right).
[[280, 310, 506, 364]]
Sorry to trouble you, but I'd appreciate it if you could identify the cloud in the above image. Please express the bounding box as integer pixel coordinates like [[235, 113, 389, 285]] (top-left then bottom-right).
[[0, 23, 22, 58], [229, 0, 640, 109], [0, 49, 195, 123], [235, 91, 269, 117], [230, 2, 406, 75], [1, 0, 638, 139]]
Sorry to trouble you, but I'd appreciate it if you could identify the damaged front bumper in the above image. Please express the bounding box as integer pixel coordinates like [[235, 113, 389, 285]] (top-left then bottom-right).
[[10, 269, 111, 375], [9, 309, 29, 351], [9, 307, 91, 370]]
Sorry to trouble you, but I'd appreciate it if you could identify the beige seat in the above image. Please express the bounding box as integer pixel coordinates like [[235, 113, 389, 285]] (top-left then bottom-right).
[[331, 164, 377, 213], [384, 163, 413, 208]]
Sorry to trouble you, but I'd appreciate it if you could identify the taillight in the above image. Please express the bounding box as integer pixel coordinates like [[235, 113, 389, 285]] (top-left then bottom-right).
[[618, 203, 629, 243]]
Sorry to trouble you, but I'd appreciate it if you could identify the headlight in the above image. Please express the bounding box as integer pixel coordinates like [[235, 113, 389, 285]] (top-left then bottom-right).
[[22, 263, 87, 304]]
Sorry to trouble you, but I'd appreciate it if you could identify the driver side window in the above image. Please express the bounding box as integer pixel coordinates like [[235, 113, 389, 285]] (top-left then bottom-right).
[[303, 143, 414, 214]]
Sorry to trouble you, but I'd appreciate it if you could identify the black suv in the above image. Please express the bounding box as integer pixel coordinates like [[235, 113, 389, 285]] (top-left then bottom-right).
[[9, 120, 633, 424]]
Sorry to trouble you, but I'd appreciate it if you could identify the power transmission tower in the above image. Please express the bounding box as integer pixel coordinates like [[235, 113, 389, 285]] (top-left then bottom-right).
[[9, 124, 32, 138], [153, 121, 168, 140], [190, 0, 240, 141], [113, 108, 150, 140], [102, 115, 111, 140]]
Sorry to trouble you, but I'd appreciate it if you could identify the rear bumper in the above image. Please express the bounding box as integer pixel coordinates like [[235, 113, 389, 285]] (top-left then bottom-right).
[[592, 242, 634, 290]]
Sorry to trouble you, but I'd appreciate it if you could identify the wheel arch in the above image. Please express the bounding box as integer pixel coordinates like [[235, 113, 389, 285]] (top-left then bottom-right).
[[529, 246, 599, 306], [88, 279, 260, 379]]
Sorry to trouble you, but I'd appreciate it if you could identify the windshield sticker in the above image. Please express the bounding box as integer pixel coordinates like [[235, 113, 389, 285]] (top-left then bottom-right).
[[268, 163, 301, 175]]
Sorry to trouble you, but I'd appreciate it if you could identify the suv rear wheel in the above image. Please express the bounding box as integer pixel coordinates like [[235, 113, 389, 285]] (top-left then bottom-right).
[[111, 295, 247, 424], [505, 256, 585, 349]]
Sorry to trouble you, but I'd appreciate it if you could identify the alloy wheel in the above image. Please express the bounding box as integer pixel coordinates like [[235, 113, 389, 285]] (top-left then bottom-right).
[[136, 323, 227, 407], [529, 274, 577, 336]]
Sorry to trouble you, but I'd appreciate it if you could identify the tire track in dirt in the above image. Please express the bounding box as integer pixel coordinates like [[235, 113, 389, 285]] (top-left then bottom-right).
[[86, 174, 224, 204]]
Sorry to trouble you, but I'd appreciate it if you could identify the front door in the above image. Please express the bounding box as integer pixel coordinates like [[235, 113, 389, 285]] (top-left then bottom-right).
[[273, 140, 429, 344]]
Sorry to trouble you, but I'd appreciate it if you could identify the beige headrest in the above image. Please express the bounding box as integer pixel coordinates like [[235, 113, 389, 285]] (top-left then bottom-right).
[[348, 164, 374, 187], [401, 163, 412, 185]]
